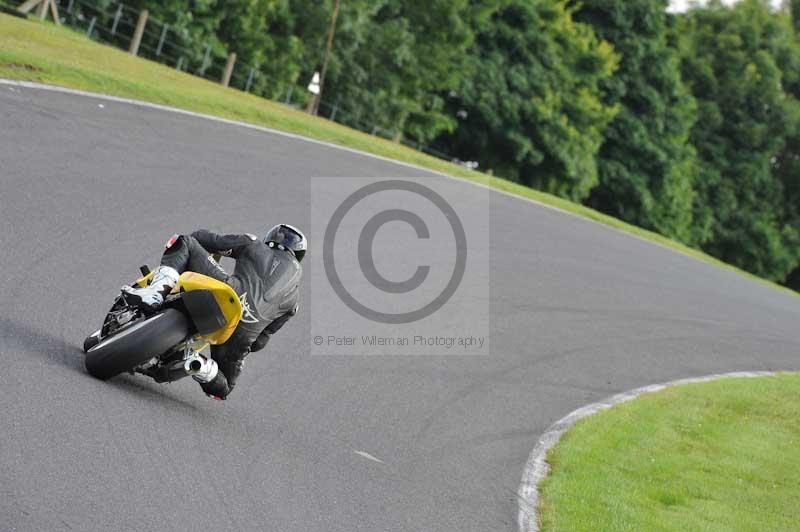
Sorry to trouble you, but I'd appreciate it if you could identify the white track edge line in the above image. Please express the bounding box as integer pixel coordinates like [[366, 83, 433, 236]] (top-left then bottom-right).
[[0, 78, 746, 273], [517, 370, 779, 532]]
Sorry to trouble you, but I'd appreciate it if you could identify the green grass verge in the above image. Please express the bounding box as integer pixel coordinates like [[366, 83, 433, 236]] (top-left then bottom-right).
[[540, 373, 800, 531], [0, 13, 795, 296]]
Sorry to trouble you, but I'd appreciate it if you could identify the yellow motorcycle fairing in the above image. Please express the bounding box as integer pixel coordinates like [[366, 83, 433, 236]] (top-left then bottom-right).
[[135, 270, 242, 345]]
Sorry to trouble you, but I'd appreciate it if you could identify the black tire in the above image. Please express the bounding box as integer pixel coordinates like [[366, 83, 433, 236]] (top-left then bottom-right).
[[83, 332, 101, 353], [84, 309, 190, 380]]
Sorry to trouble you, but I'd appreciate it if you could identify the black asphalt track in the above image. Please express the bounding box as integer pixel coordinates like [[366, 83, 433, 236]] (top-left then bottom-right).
[[1, 85, 798, 531]]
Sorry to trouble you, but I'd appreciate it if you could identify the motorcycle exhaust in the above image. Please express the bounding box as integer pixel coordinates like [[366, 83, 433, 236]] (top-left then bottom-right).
[[184, 354, 205, 376]]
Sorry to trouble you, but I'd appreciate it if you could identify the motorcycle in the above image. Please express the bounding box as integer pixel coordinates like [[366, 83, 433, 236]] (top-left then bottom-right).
[[83, 262, 242, 383]]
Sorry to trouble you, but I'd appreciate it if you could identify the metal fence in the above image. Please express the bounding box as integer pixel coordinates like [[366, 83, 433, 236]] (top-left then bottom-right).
[[10, 0, 474, 167]]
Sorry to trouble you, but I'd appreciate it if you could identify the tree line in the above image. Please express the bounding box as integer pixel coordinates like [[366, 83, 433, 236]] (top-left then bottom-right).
[[105, 0, 800, 290]]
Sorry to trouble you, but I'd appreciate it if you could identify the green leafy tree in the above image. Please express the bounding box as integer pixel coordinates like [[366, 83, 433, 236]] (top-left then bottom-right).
[[775, 131, 800, 289], [293, 0, 474, 142], [575, 0, 698, 243], [775, 2, 800, 289], [677, 0, 800, 281], [215, 0, 305, 97], [790, 0, 800, 34], [433, 0, 619, 201]]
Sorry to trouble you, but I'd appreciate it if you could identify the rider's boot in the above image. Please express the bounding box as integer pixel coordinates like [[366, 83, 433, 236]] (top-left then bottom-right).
[[195, 359, 228, 400], [121, 265, 179, 310]]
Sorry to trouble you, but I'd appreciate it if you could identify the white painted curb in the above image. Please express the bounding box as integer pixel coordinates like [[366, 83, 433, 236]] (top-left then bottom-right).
[[517, 371, 777, 532]]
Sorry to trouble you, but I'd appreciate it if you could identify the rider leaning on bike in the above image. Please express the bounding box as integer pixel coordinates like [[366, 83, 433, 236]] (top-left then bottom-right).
[[122, 224, 306, 400]]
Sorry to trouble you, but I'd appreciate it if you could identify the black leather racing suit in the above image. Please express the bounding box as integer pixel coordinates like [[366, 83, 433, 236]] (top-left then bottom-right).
[[160, 230, 302, 399]]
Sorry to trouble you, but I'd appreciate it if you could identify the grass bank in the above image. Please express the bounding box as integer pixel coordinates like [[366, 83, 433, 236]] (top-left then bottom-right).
[[0, 13, 794, 296], [540, 373, 800, 531]]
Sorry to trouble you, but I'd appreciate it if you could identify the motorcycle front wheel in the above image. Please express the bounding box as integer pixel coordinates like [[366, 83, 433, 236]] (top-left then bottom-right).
[[84, 309, 190, 380]]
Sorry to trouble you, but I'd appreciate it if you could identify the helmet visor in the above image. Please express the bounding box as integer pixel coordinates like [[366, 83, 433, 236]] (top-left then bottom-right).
[[279, 225, 305, 251]]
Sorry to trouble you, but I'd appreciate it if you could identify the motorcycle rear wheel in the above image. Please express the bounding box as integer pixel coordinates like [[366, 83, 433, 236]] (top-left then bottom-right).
[[84, 309, 190, 380], [83, 330, 101, 353]]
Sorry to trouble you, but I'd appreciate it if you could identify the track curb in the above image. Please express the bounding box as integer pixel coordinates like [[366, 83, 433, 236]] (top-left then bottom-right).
[[517, 370, 778, 532]]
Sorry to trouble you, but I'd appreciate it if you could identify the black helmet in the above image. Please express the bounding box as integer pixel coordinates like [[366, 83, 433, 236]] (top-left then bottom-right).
[[264, 224, 307, 262]]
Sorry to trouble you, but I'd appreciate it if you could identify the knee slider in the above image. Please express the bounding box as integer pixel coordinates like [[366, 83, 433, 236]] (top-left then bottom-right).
[[163, 234, 188, 255]]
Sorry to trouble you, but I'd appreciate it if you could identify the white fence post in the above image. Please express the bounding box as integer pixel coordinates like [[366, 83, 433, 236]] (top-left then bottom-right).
[[110, 4, 123, 36], [198, 43, 212, 75], [35, 0, 47, 19], [221, 52, 237, 87], [245, 67, 255, 92], [129, 9, 148, 55], [156, 23, 168, 56], [17, 0, 61, 25]]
